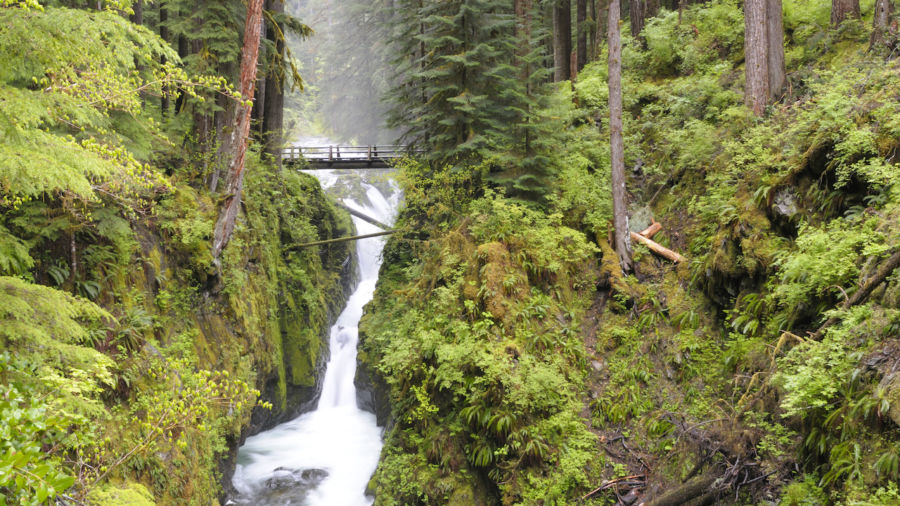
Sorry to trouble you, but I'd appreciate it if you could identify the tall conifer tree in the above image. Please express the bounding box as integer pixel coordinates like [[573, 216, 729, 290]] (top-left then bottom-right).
[[385, 0, 520, 165]]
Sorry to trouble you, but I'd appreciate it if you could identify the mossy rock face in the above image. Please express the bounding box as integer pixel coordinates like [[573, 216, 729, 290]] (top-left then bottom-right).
[[474, 241, 525, 323], [880, 372, 900, 427], [446, 479, 492, 506], [86, 481, 155, 506]]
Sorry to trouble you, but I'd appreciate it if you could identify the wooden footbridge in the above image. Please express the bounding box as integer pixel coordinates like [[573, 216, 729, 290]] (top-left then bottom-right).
[[282, 145, 415, 169]]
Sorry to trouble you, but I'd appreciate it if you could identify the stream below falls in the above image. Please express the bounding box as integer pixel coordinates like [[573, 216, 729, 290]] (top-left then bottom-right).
[[230, 164, 399, 505]]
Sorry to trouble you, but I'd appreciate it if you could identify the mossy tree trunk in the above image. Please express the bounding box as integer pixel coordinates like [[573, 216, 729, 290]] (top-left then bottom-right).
[[212, 0, 265, 260], [870, 0, 894, 47]]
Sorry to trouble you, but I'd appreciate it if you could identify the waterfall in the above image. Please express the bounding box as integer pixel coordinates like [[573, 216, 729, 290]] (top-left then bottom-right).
[[230, 162, 398, 505]]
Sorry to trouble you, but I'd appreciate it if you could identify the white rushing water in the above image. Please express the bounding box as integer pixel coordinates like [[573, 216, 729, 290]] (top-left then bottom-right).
[[230, 165, 399, 506]]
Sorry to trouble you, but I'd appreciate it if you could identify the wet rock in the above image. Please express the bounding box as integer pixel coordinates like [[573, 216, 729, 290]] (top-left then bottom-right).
[[772, 187, 798, 219], [265, 467, 329, 490], [629, 206, 654, 233]]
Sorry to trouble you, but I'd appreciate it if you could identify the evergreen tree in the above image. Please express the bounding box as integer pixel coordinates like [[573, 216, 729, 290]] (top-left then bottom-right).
[[386, 0, 529, 165], [488, 0, 557, 199], [386, 0, 556, 199]]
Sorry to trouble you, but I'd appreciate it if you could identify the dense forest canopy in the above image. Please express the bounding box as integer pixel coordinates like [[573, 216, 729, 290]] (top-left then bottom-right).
[[0, 0, 898, 504]]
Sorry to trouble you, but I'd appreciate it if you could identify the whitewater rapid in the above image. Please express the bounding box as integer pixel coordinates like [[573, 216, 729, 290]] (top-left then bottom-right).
[[230, 166, 398, 505]]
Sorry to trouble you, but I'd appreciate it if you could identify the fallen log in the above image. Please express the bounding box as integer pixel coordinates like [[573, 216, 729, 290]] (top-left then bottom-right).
[[644, 474, 718, 506], [337, 203, 392, 230], [812, 248, 900, 340], [286, 230, 395, 250], [630, 231, 686, 263], [639, 221, 662, 239]]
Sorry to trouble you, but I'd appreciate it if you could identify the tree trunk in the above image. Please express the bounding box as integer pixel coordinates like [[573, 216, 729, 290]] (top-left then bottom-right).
[[870, 0, 893, 47], [131, 0, 143, 25], [515, 0, 534, 82], [630, 232, 686, 263], [631, 0, 660, 40], [577, 0, 588, 70], [608, 0, 632, 273], [212, 0, 265, 260], [175, 35, 190, 114], [832, 0, 861, 26], [766, 0, 785, 99], [159, 5, 170, 117], [262, 0, 286, 168], [589, 0, 598, 60], [554, 0, 573, 81], [253, 3, 267, 136], [631, 0, 646, 37], [744, 0, 769, 116]]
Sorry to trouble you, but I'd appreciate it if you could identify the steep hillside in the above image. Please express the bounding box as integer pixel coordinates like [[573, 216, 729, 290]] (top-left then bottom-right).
[[358, 2, 900, 504], [0, 6, 354, 503]]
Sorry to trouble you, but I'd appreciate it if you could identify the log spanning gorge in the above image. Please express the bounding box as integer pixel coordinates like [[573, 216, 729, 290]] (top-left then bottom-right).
[[230, 162, 400, 505]]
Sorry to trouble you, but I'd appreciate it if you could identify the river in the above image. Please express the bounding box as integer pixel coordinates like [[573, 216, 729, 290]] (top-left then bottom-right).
[[229, 159, 399, 505]]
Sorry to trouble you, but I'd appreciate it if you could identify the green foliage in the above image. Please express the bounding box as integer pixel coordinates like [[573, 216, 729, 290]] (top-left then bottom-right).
[[781, 475, 829, 505], [0, 0, 42, 8], [0, 354, 77, 505], [362, 176, 600, 502], [0, 277, 116, 417], [86, 481, 155, 506], [636, 2, 744, 76], [385, 0, 560, 199]]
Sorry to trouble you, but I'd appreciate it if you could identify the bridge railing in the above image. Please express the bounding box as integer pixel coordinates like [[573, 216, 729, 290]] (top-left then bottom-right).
[[282, 145, 413, 162]]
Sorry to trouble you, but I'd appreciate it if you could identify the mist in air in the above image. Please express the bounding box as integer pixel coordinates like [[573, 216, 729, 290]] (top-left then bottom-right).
[[285, 0, 398, 145]]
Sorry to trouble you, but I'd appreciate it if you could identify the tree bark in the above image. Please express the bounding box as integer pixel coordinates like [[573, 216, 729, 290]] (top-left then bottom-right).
[[639, 221, 662, 238], [608, 0, 632, 273], [554, 0, 573, 81], [212, 0, 265, 260], [744, 0, 769, 116], [131, 0, 143, 25], [832, 0, 861, 26], [262, 0, 285, 168], [577, 0, 588, 71], [631, 232, 686, 263], [175, 35, 190, 114], [589, 0, 598, 60], [159, 5, 170, 117], [632, 0, 660, 40], [766, 0, 785, 99], [870, 0, 894, 47]]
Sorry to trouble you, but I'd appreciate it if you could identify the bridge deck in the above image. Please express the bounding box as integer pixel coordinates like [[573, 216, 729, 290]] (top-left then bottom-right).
[[283, 145, 413, 169]]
